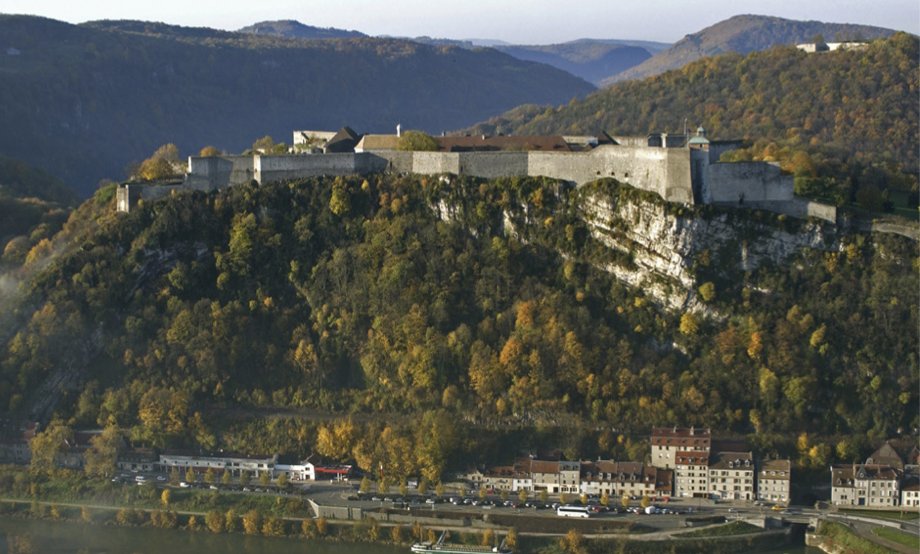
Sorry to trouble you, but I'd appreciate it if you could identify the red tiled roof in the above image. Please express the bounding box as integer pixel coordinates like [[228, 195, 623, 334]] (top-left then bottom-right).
[[651, 427, 711, 449], [436, 135, 571, 152]]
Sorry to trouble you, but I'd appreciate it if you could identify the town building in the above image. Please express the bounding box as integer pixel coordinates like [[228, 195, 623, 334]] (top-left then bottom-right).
[[708, 451, 755, 501], [116, 449, 157, 472], [901, 473, 920, 508], [0, 421, 37, 464], [274, 456, 316, 481], [158, 451, 277, 478], [579, 461, 673, 498], [831, 464, 901, 507], [673, 450, 710, 498], [757, 459, 792, 505], [530, 459, 562, 493], [650, 427, 711, 469]]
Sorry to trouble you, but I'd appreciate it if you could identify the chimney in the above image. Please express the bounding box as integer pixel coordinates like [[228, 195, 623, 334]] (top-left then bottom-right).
[[396, 124, 401, 137]]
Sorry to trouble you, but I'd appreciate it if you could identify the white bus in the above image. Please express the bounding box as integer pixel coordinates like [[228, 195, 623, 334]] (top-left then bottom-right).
[[556, 505, 592, 518]]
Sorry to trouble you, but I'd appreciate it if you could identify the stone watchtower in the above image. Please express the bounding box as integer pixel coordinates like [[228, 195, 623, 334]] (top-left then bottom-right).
[[688, 126, 710, 204]]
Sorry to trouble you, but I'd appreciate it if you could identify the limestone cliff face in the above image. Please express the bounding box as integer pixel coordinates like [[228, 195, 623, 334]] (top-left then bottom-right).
[[436, 180, 843, 313], [577, 190, 839, 311]]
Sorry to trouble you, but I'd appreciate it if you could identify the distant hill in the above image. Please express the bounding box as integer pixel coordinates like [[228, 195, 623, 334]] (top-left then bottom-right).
[[494, 41, 655, 85], [468, 34, 919, 207], [238, 20, 366, 40], [407, 37, 669, 85], [0, 15, 593, 197], [605, 14, 898, 84]]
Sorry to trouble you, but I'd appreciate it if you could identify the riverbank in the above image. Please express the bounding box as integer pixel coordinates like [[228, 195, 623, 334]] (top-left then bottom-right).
[[0, 464, 809, 553]]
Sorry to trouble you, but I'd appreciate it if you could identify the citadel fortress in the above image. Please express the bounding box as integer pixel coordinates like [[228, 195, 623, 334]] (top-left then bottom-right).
[[116, 126, 837, 223]]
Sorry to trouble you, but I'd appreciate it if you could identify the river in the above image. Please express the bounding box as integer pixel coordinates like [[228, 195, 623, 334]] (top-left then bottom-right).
[[0, 517, 822, 553], [0, 518, 404, 554]]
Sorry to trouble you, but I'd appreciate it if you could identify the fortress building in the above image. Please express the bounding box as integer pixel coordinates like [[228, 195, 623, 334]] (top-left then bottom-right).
[[116, 126, 836, 223]]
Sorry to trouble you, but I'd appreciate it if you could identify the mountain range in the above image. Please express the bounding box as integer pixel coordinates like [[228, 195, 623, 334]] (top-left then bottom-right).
[[237, 15, 900, 86], [0, 15, 593, 197]]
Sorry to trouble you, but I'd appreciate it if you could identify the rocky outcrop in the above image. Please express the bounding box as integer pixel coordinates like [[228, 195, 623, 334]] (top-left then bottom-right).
[[578, 188, 839, 311]]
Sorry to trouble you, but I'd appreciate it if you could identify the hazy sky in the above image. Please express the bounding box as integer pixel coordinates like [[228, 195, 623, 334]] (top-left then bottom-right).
[[2, 0, 918, 43]]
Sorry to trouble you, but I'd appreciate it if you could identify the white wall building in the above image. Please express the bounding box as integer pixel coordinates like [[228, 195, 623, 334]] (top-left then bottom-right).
[[708, 451, 754, 501], [757, 459, 791, 504], [651, 427, 711, 469], [674, 450, 710, 498]]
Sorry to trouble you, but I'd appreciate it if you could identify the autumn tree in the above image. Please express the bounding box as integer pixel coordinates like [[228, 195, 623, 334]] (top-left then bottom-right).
[[205, 510, 224, 533], [29, 420, 73, 473], [242, 510, 261, 535], [135, 143, 181, 181], [84, 425, 123, 478]]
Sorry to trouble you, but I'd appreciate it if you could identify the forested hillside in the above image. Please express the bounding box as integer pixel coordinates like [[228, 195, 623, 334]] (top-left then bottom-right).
[[471, 34, 919, 211], [607, 14, 897, 83], [237, 20, 366, 39], [0, 174, 915, 473], [0, 157, 75, 267], [0, 15, 593, 197]]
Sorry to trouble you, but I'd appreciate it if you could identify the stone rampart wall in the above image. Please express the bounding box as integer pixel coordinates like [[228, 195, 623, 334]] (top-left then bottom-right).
[[462, 151, 529, 179], [171, 150, 836, 226], [412, 151, 460, 175], [186, 156, 253, 189], [708, 162, 794, 203], [255, 153, 359, 183]]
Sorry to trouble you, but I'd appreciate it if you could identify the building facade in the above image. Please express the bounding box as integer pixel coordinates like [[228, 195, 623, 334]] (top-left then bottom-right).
[[651, 427, 711, 469], [757, 459, 791, 504], [674, 451, 710, 498], [831, 464, 901, 507], [708, 451, 755, 501]]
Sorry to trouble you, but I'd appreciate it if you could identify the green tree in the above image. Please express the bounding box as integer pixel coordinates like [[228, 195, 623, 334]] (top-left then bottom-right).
[[679, 313, 699, 336], [252, 136, 276, 153], [518, 488, 528, 503], [698, 282, 716, 302], [240, 471, 251, 487], [397, 131, 438, 151], [329, 182, 351, 216]]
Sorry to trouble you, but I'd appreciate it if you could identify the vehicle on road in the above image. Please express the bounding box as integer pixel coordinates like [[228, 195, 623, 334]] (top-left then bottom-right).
[[557, 505, 592, 518]]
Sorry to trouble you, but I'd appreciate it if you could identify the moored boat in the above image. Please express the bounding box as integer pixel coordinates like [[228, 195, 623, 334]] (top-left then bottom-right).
[[410, 531, 512, 553]]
